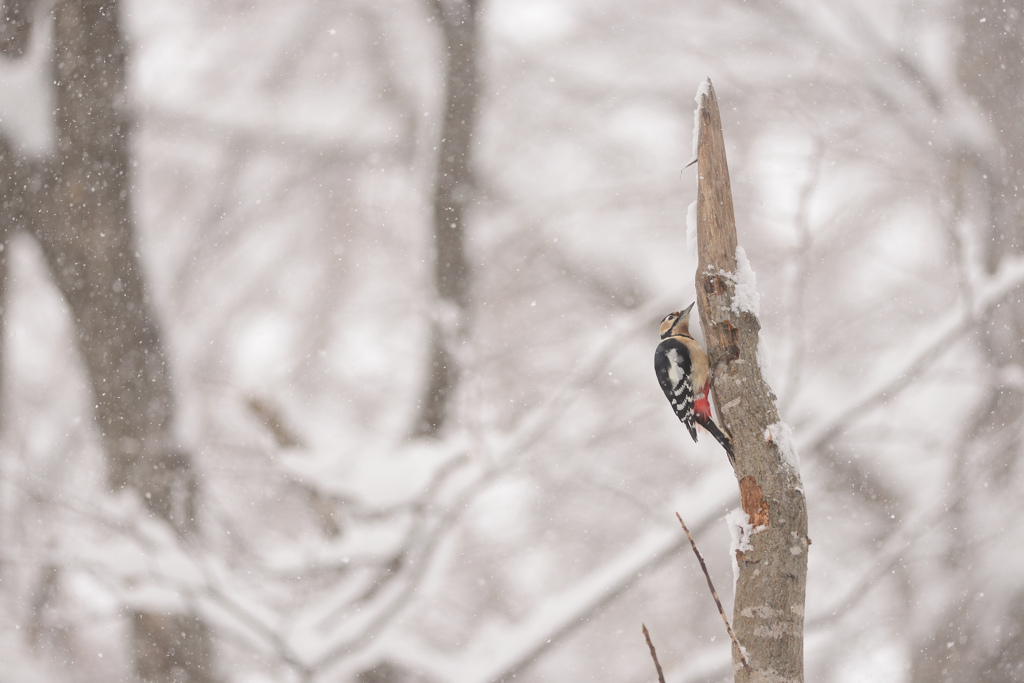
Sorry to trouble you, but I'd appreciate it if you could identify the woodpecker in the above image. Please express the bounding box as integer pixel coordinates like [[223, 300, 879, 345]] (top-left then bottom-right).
[[655, 302, 734, 462]]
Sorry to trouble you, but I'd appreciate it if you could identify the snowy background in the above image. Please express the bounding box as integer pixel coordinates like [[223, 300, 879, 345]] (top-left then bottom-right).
[[0, 0, 1022, 681]]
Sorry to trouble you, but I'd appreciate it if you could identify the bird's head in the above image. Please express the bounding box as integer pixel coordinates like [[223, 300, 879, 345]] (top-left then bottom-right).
[[659, 302, 695, 339]]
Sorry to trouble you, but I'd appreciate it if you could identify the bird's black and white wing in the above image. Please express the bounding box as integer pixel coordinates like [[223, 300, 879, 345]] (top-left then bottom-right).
[[654, 337, 697, 442]]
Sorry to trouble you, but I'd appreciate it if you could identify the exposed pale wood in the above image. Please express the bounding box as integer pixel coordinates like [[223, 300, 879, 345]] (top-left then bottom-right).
[[693, 79, 808, 683]]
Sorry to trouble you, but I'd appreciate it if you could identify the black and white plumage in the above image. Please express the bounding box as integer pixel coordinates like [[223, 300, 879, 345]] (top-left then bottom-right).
[[655, 303, 734, 462]]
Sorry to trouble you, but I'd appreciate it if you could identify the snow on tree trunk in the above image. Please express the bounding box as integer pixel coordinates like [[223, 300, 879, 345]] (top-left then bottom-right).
[[692, 79, 809, 683]]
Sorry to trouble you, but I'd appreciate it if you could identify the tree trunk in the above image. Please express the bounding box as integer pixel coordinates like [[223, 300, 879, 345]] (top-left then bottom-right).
[[0, 0, 32, 56], [44, 0, 179, 496], [413, 0, 479, 437], [692, 80, 808, 682], [0, 1, 214, 680]]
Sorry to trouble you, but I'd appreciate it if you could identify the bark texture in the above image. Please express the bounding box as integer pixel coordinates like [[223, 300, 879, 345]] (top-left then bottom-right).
[[0, 1, 214, 681], [692, 80, 808, 683], [413, 0, 479, 437]]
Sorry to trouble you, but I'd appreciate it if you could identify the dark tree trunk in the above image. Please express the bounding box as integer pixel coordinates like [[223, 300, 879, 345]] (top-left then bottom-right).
[[0, 0, 32, 56], [0, 137, 20, 421], [413, 0, 480, 437], [44, 0, 179, 496], [0, 1, 214, 681]]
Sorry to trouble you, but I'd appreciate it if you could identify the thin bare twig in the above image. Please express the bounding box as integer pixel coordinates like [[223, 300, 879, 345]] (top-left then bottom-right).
[[480, 485, 731, 683], [642, 623, 667, 683], [676, 512, 752, 673]]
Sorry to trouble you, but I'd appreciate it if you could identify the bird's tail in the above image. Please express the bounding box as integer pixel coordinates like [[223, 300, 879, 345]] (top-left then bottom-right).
[[700, 418, 735, 465]]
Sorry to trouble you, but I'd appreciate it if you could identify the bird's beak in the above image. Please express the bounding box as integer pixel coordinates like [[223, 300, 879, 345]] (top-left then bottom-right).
[[682, 302, 695, 315]]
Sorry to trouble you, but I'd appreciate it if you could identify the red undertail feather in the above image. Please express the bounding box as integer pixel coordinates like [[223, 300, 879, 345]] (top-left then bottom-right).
[[694, 380, 712, 422]]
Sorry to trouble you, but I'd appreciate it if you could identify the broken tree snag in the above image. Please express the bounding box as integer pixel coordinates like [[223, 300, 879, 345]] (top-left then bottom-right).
[[691, 78, 808, 682]]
